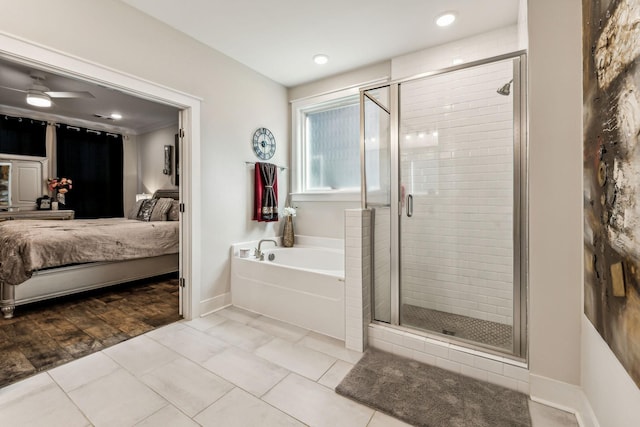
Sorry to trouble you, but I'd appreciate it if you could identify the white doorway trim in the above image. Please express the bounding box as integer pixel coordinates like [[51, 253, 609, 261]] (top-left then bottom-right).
[[0, 31, 202, 320]]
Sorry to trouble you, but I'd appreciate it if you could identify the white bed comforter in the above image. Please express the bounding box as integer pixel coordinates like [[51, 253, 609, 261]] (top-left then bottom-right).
[[0, 218, 179, 286]]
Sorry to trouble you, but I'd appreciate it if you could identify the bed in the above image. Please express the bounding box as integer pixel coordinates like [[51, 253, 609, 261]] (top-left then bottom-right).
[[0, 190, 180, 319]]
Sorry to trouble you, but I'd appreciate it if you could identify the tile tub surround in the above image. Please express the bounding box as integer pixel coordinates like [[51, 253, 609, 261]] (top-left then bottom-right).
[[0, 306, 577, 427], [231, 235, 345, 340], [344, 209, 372, 352]]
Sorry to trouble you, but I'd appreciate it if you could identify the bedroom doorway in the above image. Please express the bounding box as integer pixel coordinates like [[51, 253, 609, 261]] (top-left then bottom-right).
[[0, 33, 202, 321]]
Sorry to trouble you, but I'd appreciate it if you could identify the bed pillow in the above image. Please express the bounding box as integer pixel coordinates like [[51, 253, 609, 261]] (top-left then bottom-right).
[[150, 198, 174, 221], [167, 200, 180, 221], [128, 199, 145, 219], [136, 198, 157, 221]]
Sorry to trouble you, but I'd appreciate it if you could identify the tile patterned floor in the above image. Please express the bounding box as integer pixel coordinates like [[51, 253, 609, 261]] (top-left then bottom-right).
[[0, 276, 180, 388], [402, 304, 513, 349], [0, 305, 579, 426]]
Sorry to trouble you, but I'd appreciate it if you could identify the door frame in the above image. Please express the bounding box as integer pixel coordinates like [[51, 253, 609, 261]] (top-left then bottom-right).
[[0, 31, 203, 320]]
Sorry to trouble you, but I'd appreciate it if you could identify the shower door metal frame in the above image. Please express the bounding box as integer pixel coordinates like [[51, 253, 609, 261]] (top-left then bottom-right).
[[361, 50, 528, 360]]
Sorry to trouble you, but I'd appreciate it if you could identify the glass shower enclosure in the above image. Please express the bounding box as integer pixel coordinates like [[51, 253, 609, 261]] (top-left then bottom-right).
[[362, 52, 527, 358]]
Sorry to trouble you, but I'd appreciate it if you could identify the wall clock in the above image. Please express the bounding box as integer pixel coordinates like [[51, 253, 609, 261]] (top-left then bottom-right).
[[252, 127, 276, 160]]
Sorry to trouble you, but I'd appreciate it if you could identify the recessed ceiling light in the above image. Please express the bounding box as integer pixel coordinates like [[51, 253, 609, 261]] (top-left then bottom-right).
[[436, 12, 456, 27], [452, 58, 464, 65], [313, 54, 329, 65], [110, 113, 122, 120]]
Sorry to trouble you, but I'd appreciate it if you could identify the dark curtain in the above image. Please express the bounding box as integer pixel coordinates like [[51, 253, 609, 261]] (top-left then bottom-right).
[[56, 126, 123, 218], [0, 115, 46, 157]]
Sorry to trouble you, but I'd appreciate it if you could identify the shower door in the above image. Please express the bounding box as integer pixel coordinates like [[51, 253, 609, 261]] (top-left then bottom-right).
[[365, 53, 527, 357], [361, 86, 392, 323]]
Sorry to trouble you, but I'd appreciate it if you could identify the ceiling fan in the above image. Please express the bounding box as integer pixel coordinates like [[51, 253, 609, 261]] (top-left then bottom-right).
[[0, 71, 95, 108]]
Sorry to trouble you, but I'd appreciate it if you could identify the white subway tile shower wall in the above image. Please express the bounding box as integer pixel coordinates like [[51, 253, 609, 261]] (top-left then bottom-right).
[[398, 58, 514, 326]]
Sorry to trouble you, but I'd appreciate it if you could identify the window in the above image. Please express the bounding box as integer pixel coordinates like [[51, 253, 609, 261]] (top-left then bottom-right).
[[305, 102, 360, 191], [292, 88, 361, 199]]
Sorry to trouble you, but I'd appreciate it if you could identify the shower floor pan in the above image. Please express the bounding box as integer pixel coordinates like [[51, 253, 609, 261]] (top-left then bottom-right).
[[401, 304, 512, 350]]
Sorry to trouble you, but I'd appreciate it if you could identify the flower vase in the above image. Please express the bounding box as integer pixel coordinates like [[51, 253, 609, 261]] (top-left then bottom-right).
[[283, 215, 294, 247]]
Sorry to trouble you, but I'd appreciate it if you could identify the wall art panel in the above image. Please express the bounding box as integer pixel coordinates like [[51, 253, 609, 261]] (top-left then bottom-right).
[[583, 0, 640, 388]]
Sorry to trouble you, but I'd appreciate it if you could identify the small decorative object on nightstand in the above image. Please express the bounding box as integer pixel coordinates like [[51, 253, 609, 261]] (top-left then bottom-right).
[[37, 195, 52, 210], [47, 177, 73, 207]]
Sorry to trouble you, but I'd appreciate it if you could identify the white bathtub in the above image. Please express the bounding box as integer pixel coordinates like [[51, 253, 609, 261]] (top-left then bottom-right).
[[231, 236, 345, 340]]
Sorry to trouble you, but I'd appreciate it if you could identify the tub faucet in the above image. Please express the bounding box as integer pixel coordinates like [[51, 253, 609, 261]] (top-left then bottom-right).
[[255, 239, 278, 260]]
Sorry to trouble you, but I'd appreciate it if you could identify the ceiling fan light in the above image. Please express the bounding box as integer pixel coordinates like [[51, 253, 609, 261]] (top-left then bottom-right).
[[26, 90, 52, 108]]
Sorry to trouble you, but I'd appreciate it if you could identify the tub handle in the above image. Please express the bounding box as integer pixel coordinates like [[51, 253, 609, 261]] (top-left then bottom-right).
[[406, 194, 413, 217]]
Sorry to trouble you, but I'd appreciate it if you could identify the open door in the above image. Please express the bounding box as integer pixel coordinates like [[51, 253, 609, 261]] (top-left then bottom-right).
[[178, 110, 185, 317]]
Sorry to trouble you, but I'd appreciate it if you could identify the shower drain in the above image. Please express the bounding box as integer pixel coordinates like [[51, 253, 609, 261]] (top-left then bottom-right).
[[442, 329, 456, 336]]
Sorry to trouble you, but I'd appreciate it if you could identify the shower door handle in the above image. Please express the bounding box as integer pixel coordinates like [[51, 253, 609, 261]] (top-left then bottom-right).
[[406, 194, 413, 217]]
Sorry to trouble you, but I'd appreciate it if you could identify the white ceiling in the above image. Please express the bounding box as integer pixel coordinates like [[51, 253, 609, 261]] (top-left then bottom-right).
[[122, 0, 521, 87], [0, 1, 520, 132]]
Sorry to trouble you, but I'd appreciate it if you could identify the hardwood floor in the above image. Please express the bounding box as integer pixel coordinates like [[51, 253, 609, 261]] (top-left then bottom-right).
[[0, 275, 180, 388]]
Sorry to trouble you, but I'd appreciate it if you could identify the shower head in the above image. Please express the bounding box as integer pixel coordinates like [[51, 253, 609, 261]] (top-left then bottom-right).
[[497, 79, 513, 96]]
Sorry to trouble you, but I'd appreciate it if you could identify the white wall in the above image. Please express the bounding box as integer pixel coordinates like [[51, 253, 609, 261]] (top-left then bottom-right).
[[527, 0, 582, 389], [0, 0, 289, 308], [517, 0, 529, 50], [581, 317, 640, 427], [288, 61, 390, 102], [292, 201, 358, 239], [391, 26, 520, 80], [136, 125, 179, 196]]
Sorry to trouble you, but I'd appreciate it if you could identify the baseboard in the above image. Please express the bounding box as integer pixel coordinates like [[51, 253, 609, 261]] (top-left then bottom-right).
[[199, 292, 231, 316], [575, 393, 600, 427], [529, 374, 600, 427]]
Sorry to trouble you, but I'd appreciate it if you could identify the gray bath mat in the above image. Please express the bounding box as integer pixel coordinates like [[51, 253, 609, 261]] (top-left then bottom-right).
[[336, 348, 531, 427]]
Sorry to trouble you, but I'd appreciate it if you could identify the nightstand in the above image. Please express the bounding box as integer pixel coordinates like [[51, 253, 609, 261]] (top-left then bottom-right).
[[0, 210, 75, 221]]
